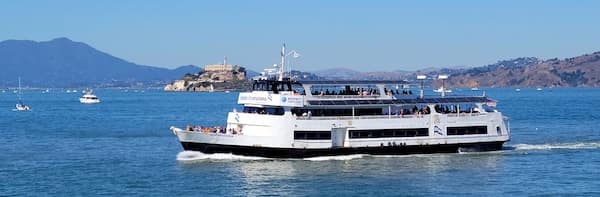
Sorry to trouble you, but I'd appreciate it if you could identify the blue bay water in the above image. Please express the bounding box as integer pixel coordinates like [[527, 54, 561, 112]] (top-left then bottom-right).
[[1, 88, 599, 196]]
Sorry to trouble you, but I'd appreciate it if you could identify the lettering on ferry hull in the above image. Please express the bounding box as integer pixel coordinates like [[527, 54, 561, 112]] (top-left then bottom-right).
[[238, 92, 303, 107]]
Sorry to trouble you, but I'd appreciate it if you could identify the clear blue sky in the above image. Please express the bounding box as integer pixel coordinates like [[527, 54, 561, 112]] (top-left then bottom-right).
[[2, 0, 599, 71]]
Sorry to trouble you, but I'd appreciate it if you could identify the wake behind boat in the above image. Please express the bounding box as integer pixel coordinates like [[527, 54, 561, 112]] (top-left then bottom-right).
[[170, 45, 511, 158], [80, 90, 100, 104]]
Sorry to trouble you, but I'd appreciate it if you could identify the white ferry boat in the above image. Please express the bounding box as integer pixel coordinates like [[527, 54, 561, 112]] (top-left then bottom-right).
[[80, 90, 100, 104], [170, 46, 511, 158]]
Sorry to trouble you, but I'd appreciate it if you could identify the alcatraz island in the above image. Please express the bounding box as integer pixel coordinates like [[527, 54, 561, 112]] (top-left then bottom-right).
[[164, 59, 251, 92]]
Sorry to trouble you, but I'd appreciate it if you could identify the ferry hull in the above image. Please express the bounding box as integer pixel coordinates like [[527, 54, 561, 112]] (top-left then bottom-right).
[[180, 141, 505, 158]]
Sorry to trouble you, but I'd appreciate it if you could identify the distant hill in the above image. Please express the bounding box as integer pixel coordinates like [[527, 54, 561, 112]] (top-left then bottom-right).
[[0, 38, 202, 87], [313, 68, 363, 80], [308, 53, 600, 87], [446, 54, 600, 87], [4, 37, 597, 88], [291, 70, 325, 81]]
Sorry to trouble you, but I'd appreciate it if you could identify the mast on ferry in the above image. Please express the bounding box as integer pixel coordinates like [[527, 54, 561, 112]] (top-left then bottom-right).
[[279, 43, 286, 81]]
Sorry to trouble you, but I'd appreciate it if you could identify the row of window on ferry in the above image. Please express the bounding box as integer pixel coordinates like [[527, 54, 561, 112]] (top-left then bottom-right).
[[241, 103, 495, 116], [294, 126, 490, 140], [253, 83, 419, 97]]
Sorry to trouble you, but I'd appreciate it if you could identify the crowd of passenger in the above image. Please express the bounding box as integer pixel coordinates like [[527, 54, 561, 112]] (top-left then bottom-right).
[[242, 107, 285, 115], [311, 88, 413, 96], [312, 88, 379, 96], [434, 104, 480, 114], [393, 106, 431, 118]]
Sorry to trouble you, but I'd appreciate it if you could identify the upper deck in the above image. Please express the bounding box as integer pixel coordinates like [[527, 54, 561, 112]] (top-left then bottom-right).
[[306, 96, 492, 106], [239, 79, 494, 107]]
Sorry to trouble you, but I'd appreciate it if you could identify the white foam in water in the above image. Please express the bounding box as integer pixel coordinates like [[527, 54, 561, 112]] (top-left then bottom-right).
[[512, 142, 600, 150], [176, 151, 267, 162], [371, 153, 449, 158], [303, 154, 366, 161]]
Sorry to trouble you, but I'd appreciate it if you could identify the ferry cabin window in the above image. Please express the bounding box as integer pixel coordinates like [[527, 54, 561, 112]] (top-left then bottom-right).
[[292, 108, 383, 117], [391, 105, 430, 116], [435, 104, 459, 114], [435, 104, 479, 114], [447, 126, 487, 135], [355, 108, 383, 116], [242, 106, 285, 115], [294, 131, 331, 140], [252, 80, 302, 94], [310, 85, 380, 96], [349, 128, 429, 139]]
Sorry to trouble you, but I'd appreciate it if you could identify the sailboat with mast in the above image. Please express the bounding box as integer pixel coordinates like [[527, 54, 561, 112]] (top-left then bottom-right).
[[14, 77, 30, 111]]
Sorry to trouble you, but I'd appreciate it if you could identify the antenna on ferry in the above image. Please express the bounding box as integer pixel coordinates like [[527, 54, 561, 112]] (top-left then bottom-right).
[[438, 74, 449, 97], [279, 43, 286, 81], [417, 74, 427, 99]]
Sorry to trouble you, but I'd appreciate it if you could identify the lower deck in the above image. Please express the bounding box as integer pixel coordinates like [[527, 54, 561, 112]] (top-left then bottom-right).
[[180, 141, 505, 158]]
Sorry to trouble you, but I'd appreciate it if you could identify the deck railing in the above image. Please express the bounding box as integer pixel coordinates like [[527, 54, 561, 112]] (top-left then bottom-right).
[[295, 112, 491, 120], [296, 114, 425, 120], [307, 95, 382, 99]]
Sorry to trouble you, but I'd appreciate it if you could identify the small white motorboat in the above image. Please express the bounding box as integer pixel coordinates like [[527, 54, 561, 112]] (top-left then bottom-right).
[[80, 90, 100, 104]]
